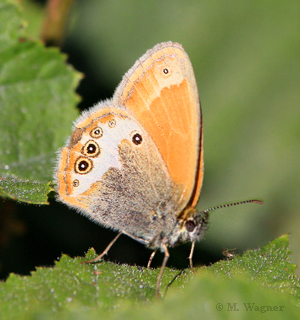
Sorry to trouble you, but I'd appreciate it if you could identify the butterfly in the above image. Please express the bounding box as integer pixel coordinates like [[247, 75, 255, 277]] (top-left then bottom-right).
[[54, 41, 262, 297]]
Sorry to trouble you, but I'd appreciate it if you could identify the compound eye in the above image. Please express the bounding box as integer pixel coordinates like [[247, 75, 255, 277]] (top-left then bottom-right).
[[185, 220, 196, 233]]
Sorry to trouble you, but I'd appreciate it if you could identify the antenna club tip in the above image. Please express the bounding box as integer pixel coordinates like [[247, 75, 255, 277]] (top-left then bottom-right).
[[253, 200, 264, 205]]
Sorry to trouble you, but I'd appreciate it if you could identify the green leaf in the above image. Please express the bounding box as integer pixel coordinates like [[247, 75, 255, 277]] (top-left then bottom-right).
[[0, 236, 299, 319], [203, 235, 300, 304], [0, 0, 82, 204], [0, 176, 52, 204]]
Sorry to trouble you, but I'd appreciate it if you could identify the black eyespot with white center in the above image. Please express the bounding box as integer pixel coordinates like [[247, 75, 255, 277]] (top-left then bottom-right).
[[90, 127, 103, 139], [73, 179, 79, 187], [185, 220, 196, 233], [82, 140, 100, 157], [163, 68, 169, 74], [132, 133, 143, 145], [75, 157, 93, 174], [108, 119, 116, 128]]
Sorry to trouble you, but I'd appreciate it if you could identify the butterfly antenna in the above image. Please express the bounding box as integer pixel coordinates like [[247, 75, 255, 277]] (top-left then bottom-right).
[[203, 199, 264, 214]]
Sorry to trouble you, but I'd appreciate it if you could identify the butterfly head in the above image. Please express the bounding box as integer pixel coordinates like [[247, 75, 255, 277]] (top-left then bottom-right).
[[165, 208, 209, 247]]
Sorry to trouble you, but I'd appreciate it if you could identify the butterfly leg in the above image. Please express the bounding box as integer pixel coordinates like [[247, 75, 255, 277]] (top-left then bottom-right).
[[156, 243, 169, 298], [82, 232, 122, 264], [188, 241, 195, 272], [147, 250, 157, 269]]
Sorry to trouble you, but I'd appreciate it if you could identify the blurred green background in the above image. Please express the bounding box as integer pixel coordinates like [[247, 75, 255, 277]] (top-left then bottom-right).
[[1, 0, 299, 278]]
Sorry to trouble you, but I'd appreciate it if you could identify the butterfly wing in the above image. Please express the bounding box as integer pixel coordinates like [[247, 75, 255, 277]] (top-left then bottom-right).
[[114, 42, 203, 212], [55, 104, 177, 244], [54, 42, 203, 246]]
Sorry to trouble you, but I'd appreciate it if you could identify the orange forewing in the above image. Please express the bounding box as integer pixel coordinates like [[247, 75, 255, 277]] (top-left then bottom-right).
[[114, 42, 203, 212]]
